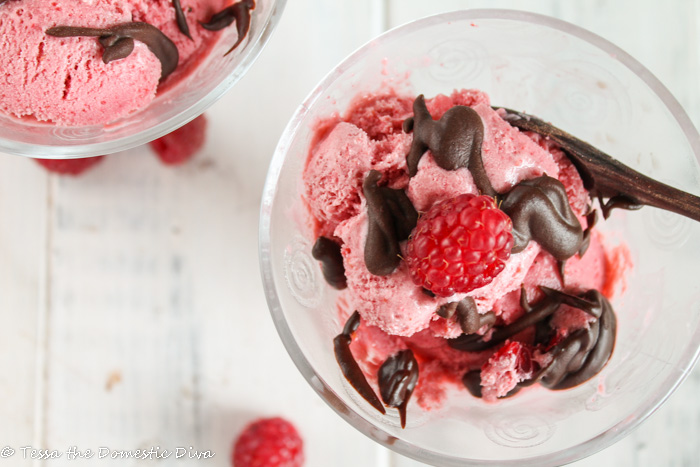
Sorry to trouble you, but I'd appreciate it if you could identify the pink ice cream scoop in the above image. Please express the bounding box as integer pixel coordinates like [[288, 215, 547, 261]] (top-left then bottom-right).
[[0, 0, 253, 125], [303, 88, 632, 423]]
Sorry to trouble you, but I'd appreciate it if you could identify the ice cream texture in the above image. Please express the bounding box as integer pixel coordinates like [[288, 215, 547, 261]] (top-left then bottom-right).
[[0, 0, 253, 125], [303, 88, 631, 417]]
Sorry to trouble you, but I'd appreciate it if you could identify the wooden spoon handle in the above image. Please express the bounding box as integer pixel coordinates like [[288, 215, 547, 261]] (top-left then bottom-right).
[[495, 107, 700, 222]]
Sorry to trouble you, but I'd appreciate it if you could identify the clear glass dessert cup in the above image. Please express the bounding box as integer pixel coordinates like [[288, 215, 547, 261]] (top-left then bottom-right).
[[260, 9, 700, 466], [0, 0, 285, 158]]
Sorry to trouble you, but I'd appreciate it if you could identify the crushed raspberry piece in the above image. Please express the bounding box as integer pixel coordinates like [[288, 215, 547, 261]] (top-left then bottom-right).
[[150, 114, 207, 165], [35, 156, 105, 176], [405, 194, 514, 296], [232, 417, 304, 467], [480, 341, 536, 401], [345, 93, 413, 140]]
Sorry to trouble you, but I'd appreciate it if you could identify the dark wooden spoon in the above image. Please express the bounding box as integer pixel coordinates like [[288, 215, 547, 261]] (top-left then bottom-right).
[[495, 107, 700, 222]]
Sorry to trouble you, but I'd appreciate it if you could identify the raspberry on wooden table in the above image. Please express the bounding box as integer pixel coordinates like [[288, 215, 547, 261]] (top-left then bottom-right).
[[232, 417, 304, 467], [35, 156, 105, 176], [405, 194, 513, 297], [150, 114, 208, 165]]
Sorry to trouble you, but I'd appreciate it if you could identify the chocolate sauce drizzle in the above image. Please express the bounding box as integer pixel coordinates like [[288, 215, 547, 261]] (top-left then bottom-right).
[[598, 194, 643, 219], [496, 107, 700, 222], [449, 294, 562, 352], [437, 297, 496, 335], [173, 0, 192, 40], [456, 288, 616, 397], [333, 311, 385, 414], [537, 288, 616, 390], [312, 236, 347, 289], [461, 370, 483, 397], [500, 175, 583, 260], [519, 284, 532, 312], [403, 95, 495, 196], [363, 170, 418, 276], [46, 23, 179, 80], [377, 350, 419, 428], [100, 35, 135, 64], [200, 0, 255, 56]]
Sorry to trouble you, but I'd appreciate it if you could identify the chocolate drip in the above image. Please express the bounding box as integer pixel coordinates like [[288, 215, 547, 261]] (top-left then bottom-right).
[[438, 298, 496, 334], [200, 7, 236, 30], [578, 209, 598, 257], [404, 95, 494, 196], [100, 36, 134, 63], [448, 296, 561, 352], [462, 371, 483, 397], [537, 289, 616, 390], [377, 350, 419, 428], [312, 237, 347, 290], [333, 312, 386, 414], [363, 170, 418, 276], [436, 303, 456, 319], [520, 284, 532, 312], [496, 107, 700, 223], [533, 315, 555, 346], [540, 285, 598, 314], [599, 194, 643, 219], [422, 288, 436, 298], [462, 370, 521, 399], [557, 259, 566, 285], [173, 0, 192, 40], [46, 23, 179, 80], [200, 0, 255, 56], [341, 309, 362, 335], [500, 175, 583, 260], [0, 0, 12, 6]]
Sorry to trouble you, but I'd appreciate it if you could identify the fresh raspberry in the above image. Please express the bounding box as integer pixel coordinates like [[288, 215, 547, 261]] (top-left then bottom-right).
[[480, 340, 536, 401], [232, 417, 304, 467], [405, 194, 513, 296], [35, 156, 105, 176], [150, 114, 207, 165]]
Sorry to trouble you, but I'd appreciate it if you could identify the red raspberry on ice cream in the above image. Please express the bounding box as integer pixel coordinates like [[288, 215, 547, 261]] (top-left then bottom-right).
[[35, 156, 105, 176], [150, 114, 208, 165], [232, 417, 304, 467], [405, 194, 514, 297]]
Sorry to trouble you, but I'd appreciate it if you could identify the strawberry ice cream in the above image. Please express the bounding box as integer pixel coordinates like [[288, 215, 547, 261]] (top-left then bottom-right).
[[0, 0, 254, 125], [304, 88, 629, 420]]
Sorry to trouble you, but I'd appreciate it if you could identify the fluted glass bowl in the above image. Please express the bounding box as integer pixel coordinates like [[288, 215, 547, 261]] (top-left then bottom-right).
[[0, 0, 285, 158], [260, 9, 700, 466]]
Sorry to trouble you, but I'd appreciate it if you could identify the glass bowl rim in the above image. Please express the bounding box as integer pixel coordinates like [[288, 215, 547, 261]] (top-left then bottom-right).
[[259, 8, 700, 466], [1, 0, 288, 159]]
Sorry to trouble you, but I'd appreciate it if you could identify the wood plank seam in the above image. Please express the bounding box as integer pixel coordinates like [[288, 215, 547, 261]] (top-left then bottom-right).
[[32, 174, 53, 467]]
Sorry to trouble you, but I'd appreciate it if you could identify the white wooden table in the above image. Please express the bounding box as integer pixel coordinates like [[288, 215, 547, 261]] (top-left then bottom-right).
[[1, 0, 699, 465]]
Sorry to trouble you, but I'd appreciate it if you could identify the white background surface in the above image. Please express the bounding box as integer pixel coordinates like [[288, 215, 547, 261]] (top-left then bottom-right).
[[1, 0, 699, 465]]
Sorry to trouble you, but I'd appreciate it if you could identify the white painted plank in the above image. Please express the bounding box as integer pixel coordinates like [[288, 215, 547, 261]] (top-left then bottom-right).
[[0, 154, 47, 453]]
